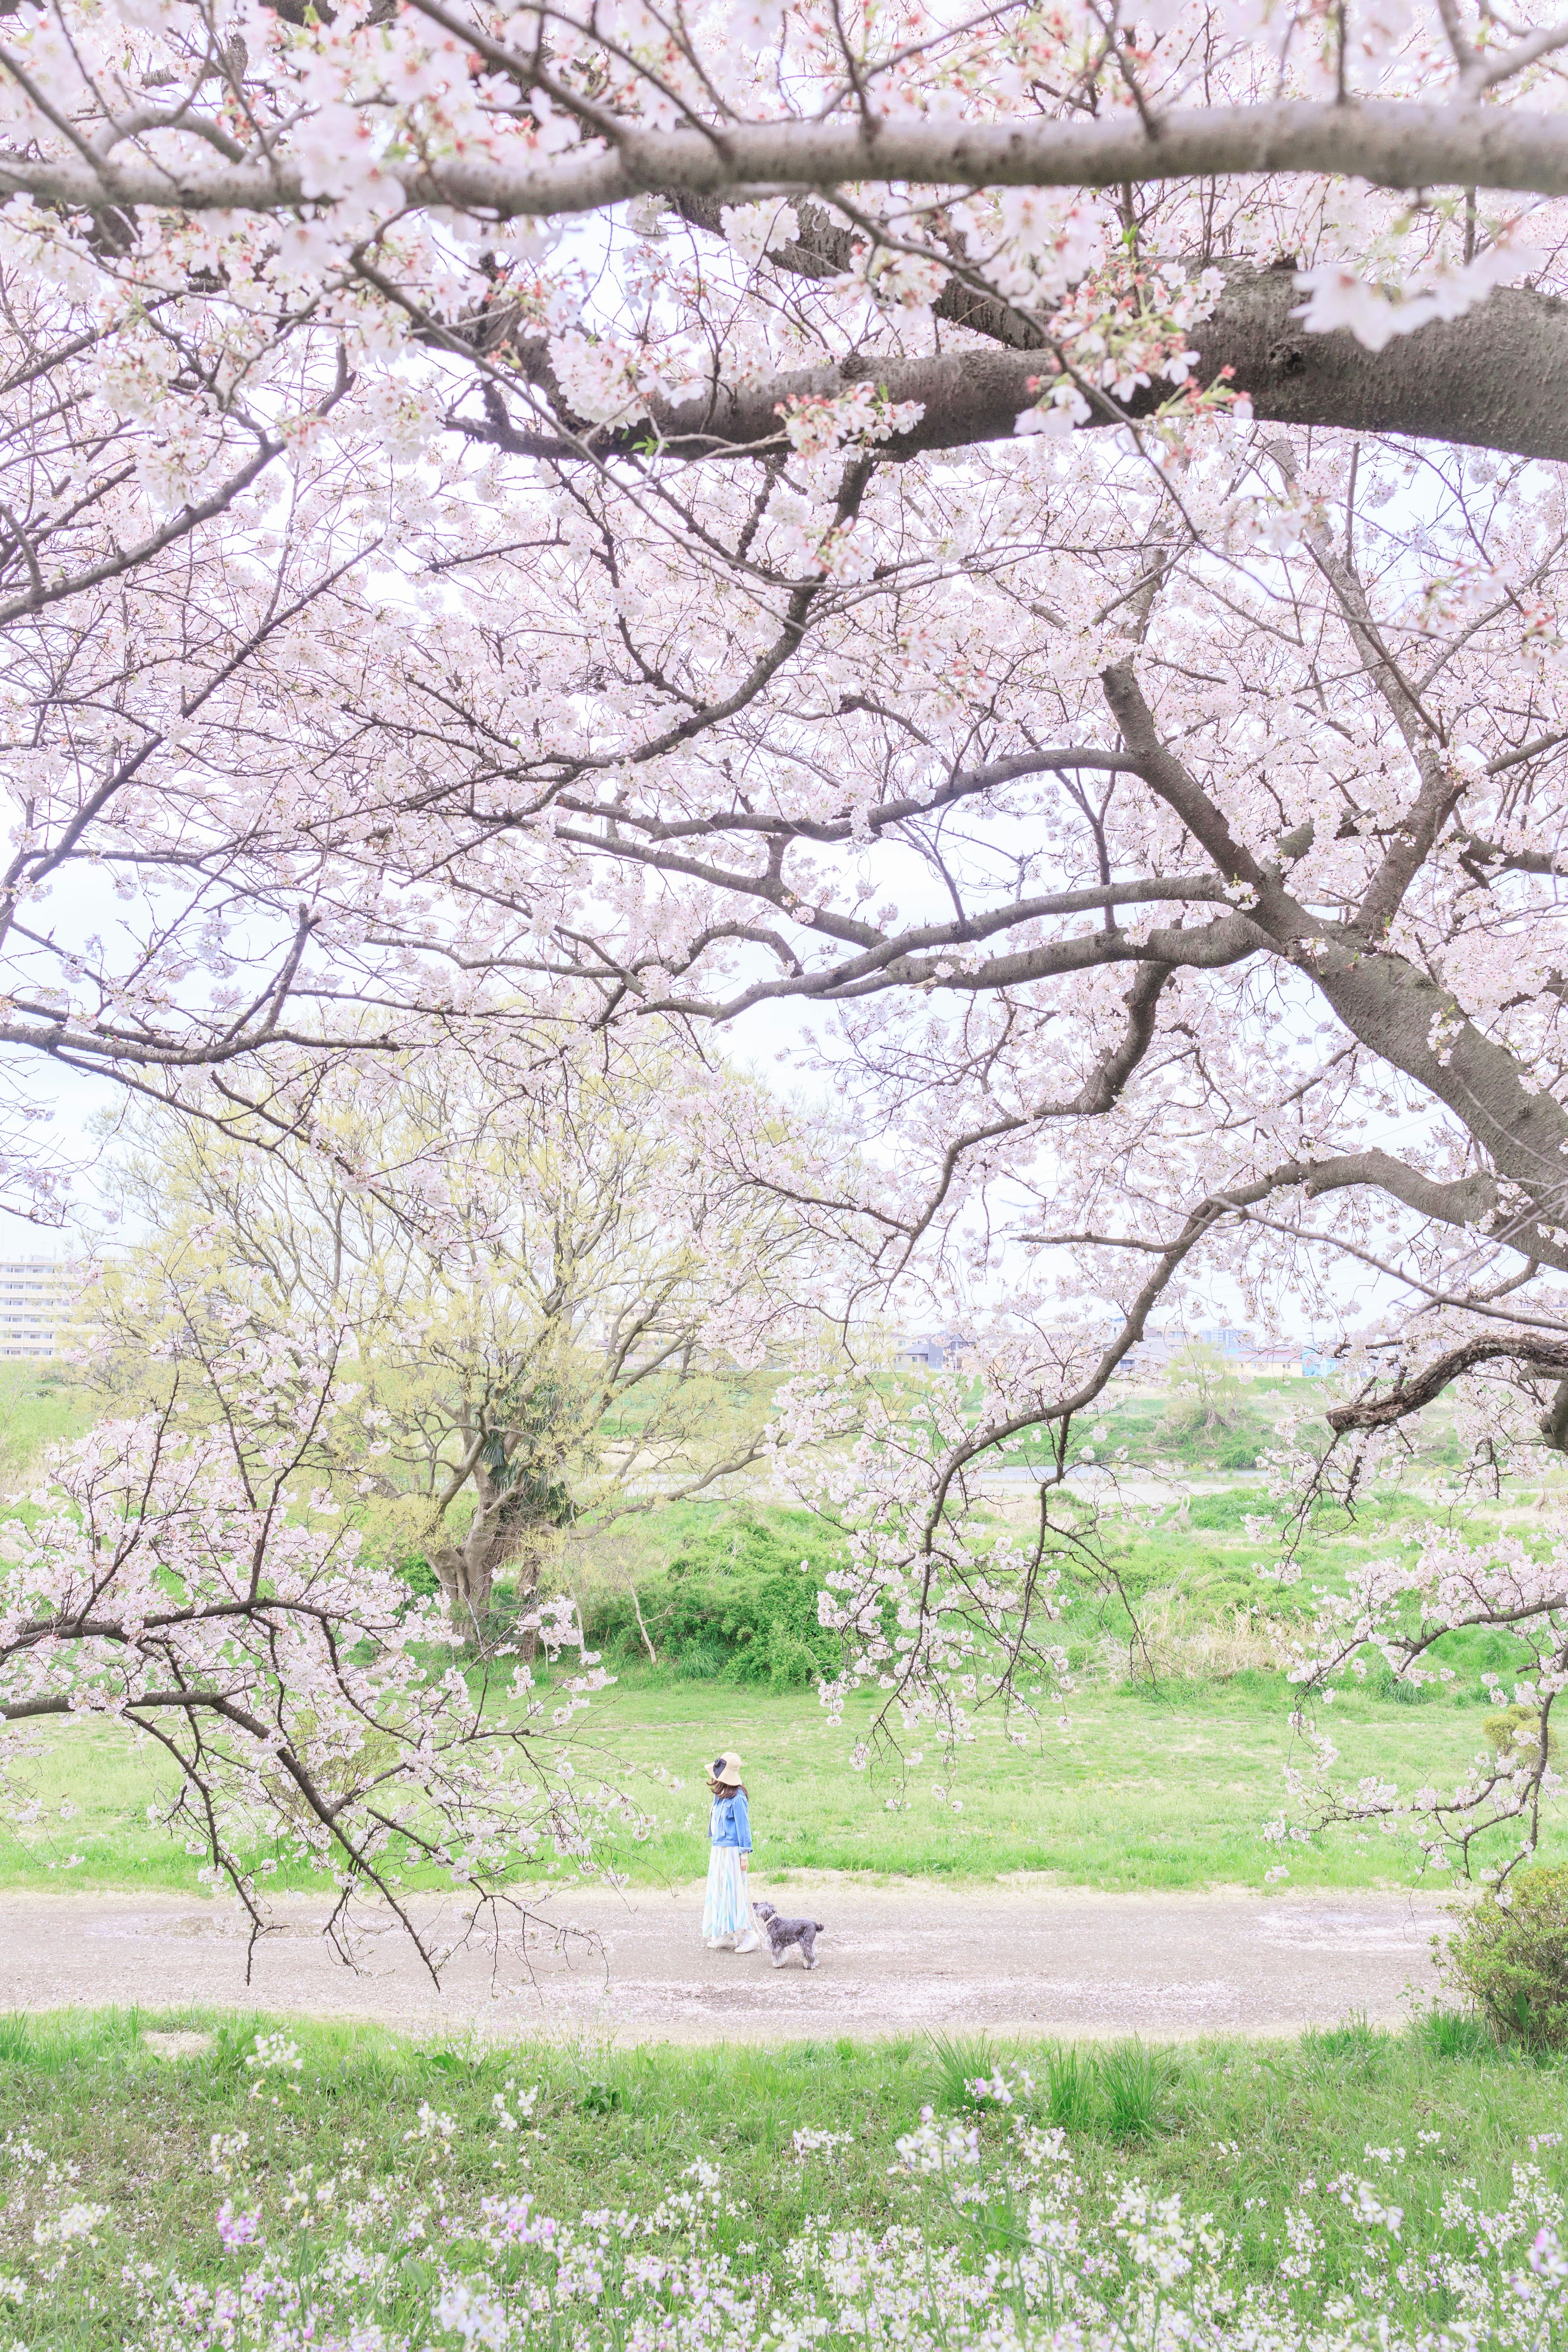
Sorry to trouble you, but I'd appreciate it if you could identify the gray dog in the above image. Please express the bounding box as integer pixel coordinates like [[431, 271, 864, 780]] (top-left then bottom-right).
[[751, 1899, 824, 1969]]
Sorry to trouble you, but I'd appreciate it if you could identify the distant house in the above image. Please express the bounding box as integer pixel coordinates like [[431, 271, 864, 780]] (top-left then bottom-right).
[[893, 1332, 973, 1372], [1115, 1328, 1176, 1377], [1195, 1325, 1297, 1370]]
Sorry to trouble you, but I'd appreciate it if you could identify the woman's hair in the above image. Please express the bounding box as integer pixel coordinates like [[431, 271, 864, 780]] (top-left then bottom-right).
[[707, 1776, 747, 1800]]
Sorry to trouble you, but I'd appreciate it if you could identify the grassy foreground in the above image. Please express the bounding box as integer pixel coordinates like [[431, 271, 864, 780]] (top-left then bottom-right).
[[0, 2008, 1564, 2348]]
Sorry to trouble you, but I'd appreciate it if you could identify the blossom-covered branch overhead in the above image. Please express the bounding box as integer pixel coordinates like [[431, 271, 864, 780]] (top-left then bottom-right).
[[13, 98, 1568, 218]]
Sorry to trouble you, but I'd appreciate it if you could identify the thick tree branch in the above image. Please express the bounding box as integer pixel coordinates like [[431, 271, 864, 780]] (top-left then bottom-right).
[[20, 99, 1568, 217], [1091, 665, 1568, 1229], [1100, 661, 1269, 891], [1327, 1335, 1568, 1434], [1291, 1146, 1500, 1230], [458, 274, 1568, 470]]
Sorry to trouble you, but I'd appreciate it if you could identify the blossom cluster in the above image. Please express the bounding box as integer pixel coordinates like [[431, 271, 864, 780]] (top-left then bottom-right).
[[1263, 1506, 1568, 1884]]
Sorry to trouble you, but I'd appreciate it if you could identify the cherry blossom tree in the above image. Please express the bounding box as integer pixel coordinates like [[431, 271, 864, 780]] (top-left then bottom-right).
[[7, 0, 1568, 1877], [0, 1312, 634, 1975]]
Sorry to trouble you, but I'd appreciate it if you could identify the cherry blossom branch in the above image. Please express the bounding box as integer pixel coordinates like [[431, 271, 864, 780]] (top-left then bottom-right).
[[0, 351, 354, 627], [0, 1341, 626, 1974], [19, 100, 1568, 218], [1327, 1335, 1568, 1434], [456, 274, 1568, 473]]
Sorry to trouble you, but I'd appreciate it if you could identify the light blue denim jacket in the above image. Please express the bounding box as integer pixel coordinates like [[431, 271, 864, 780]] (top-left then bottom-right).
[[708, 1791, 751, 1853]]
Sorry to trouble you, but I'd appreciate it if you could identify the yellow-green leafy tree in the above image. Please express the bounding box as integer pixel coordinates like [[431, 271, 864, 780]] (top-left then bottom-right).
[[93, 1037, 842, 1635]]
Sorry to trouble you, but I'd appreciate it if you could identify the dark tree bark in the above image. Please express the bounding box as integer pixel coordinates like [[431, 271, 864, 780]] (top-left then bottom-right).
[[456, 270, 1568, 471]]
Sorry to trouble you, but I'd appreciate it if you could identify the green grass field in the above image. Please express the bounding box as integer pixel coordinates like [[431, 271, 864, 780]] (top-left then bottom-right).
[[0, 2007, 1562, 2348], [4, 1667, 1561, 1897]]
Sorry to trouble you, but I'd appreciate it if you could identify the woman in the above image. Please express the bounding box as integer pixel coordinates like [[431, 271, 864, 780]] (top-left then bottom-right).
[[702, 1750, 760, 1952]]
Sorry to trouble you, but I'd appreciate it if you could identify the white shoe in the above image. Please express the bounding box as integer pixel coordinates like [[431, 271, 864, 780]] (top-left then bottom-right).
[[735, 1929, 761, 1954]]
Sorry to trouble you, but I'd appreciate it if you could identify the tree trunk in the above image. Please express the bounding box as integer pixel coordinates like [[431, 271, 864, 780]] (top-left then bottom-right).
[[428, 1534, 498, 1633], [470, 269, 1568, 473], [428, 1485, 558, 1649]]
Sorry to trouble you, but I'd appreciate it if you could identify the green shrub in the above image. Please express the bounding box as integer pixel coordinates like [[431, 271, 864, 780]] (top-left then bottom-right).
[[1483, 1704, 1561, 1771], [1439, 1868, 1568, 2052], [395, 1554, 442, 1602], [579, 1508, 846, 1690]]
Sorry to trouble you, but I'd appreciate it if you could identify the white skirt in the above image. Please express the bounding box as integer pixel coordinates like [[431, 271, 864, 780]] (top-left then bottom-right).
[[702, 1846, 751, 1944]]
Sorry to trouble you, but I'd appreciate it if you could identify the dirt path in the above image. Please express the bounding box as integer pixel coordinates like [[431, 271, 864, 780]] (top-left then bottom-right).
[[0, 1879, 1451, 2044]]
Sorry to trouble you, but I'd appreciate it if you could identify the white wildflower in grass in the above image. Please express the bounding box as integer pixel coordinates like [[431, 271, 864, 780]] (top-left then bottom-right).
[[245, 2033, 304, 2105], [1334, 2173, 1405, 2238], [406, 2103, 457, 2148], [969, 2070, 1012, 2103], [208, 2131, 249, 2181], [31, 2201, 106, 2247], [1527, 2226, 1568, 2285], [437, 2278, 514, 2345], [890, 2107, 982, 2178], [7, 2072, 1568, 2347], [490, 2080, 538, 2138]]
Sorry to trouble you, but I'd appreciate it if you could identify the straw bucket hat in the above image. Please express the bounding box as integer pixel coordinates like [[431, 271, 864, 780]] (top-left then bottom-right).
[[710, 1751, 744, 1785]]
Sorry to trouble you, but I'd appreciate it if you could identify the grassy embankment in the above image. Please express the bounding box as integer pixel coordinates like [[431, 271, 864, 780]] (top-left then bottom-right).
[[0, 2007, 1562, 2348]]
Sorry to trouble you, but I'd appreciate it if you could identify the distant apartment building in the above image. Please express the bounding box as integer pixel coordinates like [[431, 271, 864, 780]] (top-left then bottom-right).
[[0, 1259, 74, 1359]]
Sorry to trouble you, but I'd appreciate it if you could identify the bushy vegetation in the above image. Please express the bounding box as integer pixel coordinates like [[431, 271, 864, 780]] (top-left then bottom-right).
[[1, 1463, 1562, 1894], [0, 2009, 1565, 2349], [1484, 1705, 1562, 1770], [1441, 1867, 1568, 2053], [1000, 1373, 1327, 1477], [2, 1371, 1563, 1894], [573, 1504, 847, 1689], [1156, 1345, 1274, 1470]]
